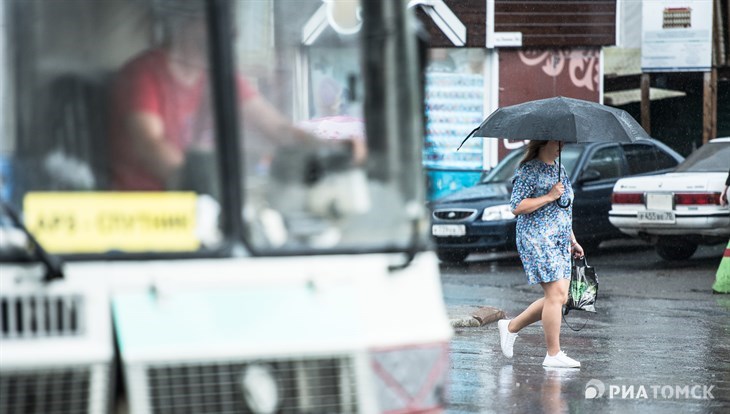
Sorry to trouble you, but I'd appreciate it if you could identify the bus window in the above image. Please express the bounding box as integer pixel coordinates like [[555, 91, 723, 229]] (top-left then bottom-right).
[[8, 0, 226, 255], [236, 1, 418, 254]]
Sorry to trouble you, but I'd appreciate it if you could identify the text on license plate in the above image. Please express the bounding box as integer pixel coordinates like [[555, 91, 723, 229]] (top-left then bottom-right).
[[432, 224, 466, 237], [637, 210, 676, 224]]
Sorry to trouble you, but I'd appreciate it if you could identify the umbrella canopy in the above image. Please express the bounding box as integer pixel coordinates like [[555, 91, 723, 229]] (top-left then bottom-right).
[[457, 96, 649, 209], [458, 96, 649, 150]]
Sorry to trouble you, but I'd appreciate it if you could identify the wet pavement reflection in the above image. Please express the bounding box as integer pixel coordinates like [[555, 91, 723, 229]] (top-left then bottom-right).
[[442, 241, 730, 413]]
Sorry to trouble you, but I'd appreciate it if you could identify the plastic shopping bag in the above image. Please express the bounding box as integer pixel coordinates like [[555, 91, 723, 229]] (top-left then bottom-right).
[[564, 256, 599, 315]]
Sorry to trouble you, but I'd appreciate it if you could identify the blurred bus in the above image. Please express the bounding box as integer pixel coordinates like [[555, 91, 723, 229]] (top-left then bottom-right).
[[0, 0, 452, 413]]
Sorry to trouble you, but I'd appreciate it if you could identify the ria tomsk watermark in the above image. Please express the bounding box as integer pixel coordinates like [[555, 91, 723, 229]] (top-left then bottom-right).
[[585, 379, 715, 400]]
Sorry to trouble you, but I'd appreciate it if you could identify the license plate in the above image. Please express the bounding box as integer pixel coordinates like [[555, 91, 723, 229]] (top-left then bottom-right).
[[646, 193, 673, 210], [432, 224, 466, 237], [637, 210, 676, 224]]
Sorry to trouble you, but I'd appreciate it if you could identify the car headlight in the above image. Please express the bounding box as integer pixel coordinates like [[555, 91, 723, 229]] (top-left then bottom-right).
[[481, 204, 515, 221]]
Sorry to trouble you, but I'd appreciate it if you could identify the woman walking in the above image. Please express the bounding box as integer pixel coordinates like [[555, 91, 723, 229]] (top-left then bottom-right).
[[498, 140, 584, 368]]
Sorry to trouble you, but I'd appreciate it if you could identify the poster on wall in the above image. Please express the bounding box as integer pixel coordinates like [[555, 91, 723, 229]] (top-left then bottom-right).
[[423, 71, 485, 201], [496, 48, 602, 166], [421, 48, 490, 201], [641, 0, 713, 72], [424, 72, 484, 171]]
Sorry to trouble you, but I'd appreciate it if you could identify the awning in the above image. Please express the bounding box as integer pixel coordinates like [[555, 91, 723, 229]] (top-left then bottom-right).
[[604, 87, 686, 106], [604, 47, 641, 77], [603, 47, 687, 105]]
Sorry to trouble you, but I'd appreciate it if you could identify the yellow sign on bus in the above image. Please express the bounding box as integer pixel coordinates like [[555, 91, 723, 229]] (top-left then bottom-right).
[[23, 192, 200, 253]]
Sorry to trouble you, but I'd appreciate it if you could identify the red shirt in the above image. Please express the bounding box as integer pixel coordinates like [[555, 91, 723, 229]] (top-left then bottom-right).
[[110, 49, 257, 190]]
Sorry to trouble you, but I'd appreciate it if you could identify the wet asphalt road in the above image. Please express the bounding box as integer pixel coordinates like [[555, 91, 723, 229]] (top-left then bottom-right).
[[440, 240, 730, 413]]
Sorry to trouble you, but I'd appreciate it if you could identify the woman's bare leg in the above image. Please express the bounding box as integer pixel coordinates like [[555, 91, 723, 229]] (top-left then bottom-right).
[[508, 297, 544, 333], [541, 278, 569, 356]]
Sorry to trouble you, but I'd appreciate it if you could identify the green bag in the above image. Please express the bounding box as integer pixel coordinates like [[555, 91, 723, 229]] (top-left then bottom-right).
[[712, 240, 730, 294]]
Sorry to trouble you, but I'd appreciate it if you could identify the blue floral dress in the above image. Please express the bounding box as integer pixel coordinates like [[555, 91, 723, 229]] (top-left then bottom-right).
[[510, 159, 574, 285]]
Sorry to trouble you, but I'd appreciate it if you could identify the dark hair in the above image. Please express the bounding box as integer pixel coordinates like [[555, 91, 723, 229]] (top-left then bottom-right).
[[519, 140, 549, 165]]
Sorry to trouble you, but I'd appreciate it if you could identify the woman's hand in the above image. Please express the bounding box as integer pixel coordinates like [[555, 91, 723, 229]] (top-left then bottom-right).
[[571, 241, 584, 258], [512, 181, 566, 216], [547, 182, 565, 201]]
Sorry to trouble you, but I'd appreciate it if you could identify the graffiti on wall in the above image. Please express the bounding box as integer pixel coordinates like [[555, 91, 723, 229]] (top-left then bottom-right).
[[517, 49, 600, 92], [492, 48, 602, 164]]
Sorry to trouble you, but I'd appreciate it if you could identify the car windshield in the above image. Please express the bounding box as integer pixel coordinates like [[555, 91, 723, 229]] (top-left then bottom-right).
[[674, 142, 730, 172], [481, 144, 584, 183]]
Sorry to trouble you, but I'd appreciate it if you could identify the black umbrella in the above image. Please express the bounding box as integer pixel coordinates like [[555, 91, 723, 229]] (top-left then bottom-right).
[[457, 96, 649, 207]]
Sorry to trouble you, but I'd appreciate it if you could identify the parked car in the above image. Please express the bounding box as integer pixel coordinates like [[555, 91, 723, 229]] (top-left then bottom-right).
[[609, 137, 730, 260], [430, 138, 684, 263]]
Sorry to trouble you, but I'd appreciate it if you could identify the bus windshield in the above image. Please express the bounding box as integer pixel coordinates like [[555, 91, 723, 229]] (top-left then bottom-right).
[[1, 0, 423, 259]]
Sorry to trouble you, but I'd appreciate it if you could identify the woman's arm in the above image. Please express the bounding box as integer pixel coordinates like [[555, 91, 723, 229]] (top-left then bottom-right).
[[512, 182, 564, 215], [570, 230, 585, 258]]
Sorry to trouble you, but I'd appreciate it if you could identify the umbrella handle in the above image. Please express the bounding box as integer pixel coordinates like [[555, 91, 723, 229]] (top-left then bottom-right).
[[556, 147, 570, 209]]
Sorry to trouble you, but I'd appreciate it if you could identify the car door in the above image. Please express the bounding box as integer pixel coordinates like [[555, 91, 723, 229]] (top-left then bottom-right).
[[572, 144, 626, 243]]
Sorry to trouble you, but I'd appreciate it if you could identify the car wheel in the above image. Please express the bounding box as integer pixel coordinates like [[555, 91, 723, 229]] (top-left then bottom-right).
[[655, 238, 698, 261], [437, 250, 469, 263]]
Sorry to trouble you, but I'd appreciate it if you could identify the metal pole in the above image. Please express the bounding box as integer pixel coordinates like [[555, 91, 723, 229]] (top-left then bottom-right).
[[205, 0, 246, 248]]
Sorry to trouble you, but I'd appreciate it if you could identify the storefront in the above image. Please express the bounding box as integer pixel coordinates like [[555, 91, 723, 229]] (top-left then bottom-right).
[[414, 0, 616, 200]]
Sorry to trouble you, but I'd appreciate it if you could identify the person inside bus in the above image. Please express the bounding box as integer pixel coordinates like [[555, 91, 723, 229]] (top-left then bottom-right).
[[108, 4, 314, 192]]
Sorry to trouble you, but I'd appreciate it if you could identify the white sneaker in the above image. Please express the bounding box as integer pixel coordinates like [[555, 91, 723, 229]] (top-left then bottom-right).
[[542, 350, 581, 368], [498, 319, 518, 358]]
